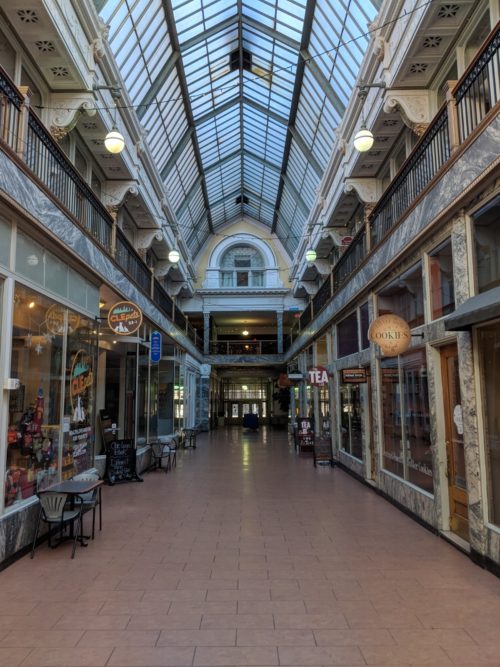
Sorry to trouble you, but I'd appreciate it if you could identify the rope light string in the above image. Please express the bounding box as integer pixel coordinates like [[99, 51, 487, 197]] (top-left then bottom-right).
[[31, 0, 435, 114]]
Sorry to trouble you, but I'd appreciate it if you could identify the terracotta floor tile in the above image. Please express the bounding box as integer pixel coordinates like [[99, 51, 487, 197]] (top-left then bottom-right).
[[76, 629, 160, 646], [360, 644, 453, 664], [157, 628, 236, 645], [236, 629, 315, 646], [0, 630, 83, 648], [0, 647, 31, 667], [20, 647, 113, 666], [107, 645, 194, 666], [314, 628, 396, 646], [201, 614, 275, 629], [193, 646, 278, 665], [277, 645, 365, 665], [274, 613, 348, 629]]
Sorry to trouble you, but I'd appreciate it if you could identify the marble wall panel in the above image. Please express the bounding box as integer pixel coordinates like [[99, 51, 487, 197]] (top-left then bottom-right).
[[379, 471, 437, 527]]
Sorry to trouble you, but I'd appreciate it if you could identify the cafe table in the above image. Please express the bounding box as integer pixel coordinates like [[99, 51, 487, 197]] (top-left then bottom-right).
[[44, 479, 103, 545]]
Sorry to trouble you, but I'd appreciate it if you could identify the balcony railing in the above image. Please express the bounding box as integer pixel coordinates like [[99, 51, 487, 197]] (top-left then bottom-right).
[[0, 65, 197, 349], [455, 22, 500, 141], [370, 108, 450, 246], [210, 340, 278, 355], [115, 228, 151, 295]]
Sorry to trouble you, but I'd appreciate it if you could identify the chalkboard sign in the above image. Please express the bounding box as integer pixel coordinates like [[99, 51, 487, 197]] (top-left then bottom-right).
[[105, 439, 143, 485], [314, 435, 334, 467], [296, 417, 314, 452]]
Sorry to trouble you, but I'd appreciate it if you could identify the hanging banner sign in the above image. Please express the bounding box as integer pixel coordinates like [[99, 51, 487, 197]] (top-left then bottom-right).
[[341, 368, 367, 383], [368, 314, 411, 357], [150, 331, 162, 363], [308, 366, 329, 386], [108, 301, 143, 335]]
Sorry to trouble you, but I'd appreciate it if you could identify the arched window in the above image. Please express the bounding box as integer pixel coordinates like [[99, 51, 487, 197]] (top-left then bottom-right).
[[220, 245, 265, 287]]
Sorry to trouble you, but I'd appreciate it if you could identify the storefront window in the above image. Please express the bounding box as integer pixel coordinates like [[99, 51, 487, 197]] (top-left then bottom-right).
[[5, 285, 96, 507], [429, 239, 454, 319], [380, 349, 433, 493], [360, 302, 370, 349], [378, 263, 424, 328], [340, 383, 362, 459], [477, 322, 500, 525], [338, 312, 358, 357], [474, 196, 500, 293], [0, 217, 11, 267]]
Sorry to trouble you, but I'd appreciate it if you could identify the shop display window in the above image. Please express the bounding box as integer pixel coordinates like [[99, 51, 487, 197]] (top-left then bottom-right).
[[474, 196, 500, 293], [378, 263, 424, 328], [429, 239, 454, 319], [380, 349, 433, 493], [477, 322, 500, 525], [340, 383, 362, 460], [5, 285, 96, 508], [360, 302, 370, 349], [337, 312, 358, 357], [0, 217, 11, 267]]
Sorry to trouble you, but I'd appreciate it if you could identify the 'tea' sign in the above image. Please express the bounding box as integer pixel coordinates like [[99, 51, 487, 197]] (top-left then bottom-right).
[[308, 366, 329, 386]]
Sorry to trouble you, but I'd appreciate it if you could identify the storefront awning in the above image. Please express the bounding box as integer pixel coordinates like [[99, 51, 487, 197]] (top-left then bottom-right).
[[445, 286, 500, 331]]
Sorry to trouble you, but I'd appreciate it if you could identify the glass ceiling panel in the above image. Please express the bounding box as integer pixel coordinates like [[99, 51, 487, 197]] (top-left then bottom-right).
[[99, 0, 379, 258]]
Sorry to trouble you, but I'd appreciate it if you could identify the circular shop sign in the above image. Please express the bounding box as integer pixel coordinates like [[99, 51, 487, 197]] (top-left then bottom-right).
[[368, 314, 411, 357], [108, 300, 143, 335], [46, 304, 81, 336]]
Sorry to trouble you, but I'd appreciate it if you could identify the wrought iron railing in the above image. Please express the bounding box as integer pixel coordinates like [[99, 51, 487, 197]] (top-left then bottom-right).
[[115, 228, 152, 295], [299, 302, 312, 330], [25, 111, 115, 251], [454, 22, 500, 141], [0, 70, 23, 152], [153, 279, 174, 319], [209, 339, 278, 355], [312, 272, 332, 316], [173, 303, 188, 332], [370, 108, 450, 246], [333, 226, 367, 292]]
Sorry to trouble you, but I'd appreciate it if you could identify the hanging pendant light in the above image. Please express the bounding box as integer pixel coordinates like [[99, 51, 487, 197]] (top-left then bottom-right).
[[104, 128, 125, 154], [168, 249, 180, 263], [305, 248, 317, 262], [353, 125, 374, 152]]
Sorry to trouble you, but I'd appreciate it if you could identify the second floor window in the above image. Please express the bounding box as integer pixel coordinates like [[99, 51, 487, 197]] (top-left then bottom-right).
[[220, 245, 264, 287]]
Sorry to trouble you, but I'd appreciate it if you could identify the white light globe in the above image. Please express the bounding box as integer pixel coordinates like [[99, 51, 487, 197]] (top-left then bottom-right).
[[305, 248, 317, 262], [168, 249, 180, 263], [353, 127, 374, 152], [104, 129, 125, 154]]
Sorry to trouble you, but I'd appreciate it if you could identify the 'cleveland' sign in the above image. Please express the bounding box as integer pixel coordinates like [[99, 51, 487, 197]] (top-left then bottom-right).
[[108, 301, 143, 335]]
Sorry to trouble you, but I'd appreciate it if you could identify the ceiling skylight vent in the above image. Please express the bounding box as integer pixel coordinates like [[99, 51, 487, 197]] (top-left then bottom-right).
[[236, 195, 249, 205], [230, 48, 252, 72]]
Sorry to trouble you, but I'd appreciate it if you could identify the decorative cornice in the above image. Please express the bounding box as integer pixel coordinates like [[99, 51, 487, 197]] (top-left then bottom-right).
[[135, 228, 163, 251], [101, 180, 139, 209], [383, 90, 432, 135], [48, 93, 96, 141], [344, 178, 381, 203]]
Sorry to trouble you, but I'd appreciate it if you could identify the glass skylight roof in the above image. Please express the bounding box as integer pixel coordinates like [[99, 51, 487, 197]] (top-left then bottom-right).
[[98, 0, 380, 258]]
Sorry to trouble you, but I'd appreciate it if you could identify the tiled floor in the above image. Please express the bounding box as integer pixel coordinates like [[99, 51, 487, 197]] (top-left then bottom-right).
[[2, 427, 500, 666]]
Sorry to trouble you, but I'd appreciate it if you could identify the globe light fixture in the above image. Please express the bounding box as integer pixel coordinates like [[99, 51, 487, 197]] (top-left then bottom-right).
[[104, 128, 125, 154], [305, 248, 317, 262], [353, 125, 374, 152], [168, 249, 180, 264], [242, 329, 249, 336]]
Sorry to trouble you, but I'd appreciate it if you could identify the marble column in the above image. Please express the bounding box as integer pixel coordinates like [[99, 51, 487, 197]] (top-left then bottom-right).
[[277, 310, 283, 353], [203, 312, 210, 355], [197, 365, 211, 431]]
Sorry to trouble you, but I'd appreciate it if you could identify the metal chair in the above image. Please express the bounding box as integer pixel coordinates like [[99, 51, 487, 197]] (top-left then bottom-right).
[[71, 472, 102, 539], [183, 428, 198, 449], [149, 441, 172, 472], [31, 492, 83, 559]]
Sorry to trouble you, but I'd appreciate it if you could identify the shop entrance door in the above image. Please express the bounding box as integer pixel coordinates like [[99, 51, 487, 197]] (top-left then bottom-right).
[[441, 344, 469, 541]]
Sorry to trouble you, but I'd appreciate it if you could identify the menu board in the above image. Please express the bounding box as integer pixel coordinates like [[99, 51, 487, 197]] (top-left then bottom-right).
[[296, 417, 314, 452], [105, 439, 143, 485], [314, 435, 334, 467]]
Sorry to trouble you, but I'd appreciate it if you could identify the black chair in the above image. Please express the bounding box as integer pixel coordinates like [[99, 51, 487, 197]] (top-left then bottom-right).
[[31, 492, 83, 559], [149, 441, 172, 472], [71, 472, 102, 539], [182, 428, 198, 449]]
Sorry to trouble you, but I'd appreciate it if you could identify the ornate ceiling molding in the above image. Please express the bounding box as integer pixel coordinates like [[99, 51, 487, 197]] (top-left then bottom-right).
[[344, 178, 381, 204], [383, 89, 432, 135], [47, 93, 96, 141]]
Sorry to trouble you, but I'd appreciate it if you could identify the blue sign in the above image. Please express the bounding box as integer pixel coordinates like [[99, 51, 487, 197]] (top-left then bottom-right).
[[150, 331, 162, 363]]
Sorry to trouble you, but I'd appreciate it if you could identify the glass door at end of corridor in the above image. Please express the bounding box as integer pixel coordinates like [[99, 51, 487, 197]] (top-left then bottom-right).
[[440, 343, 469, 541]]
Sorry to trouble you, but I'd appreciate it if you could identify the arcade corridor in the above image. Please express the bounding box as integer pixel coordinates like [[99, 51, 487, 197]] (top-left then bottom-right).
[[2, 427, 500, 666]]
